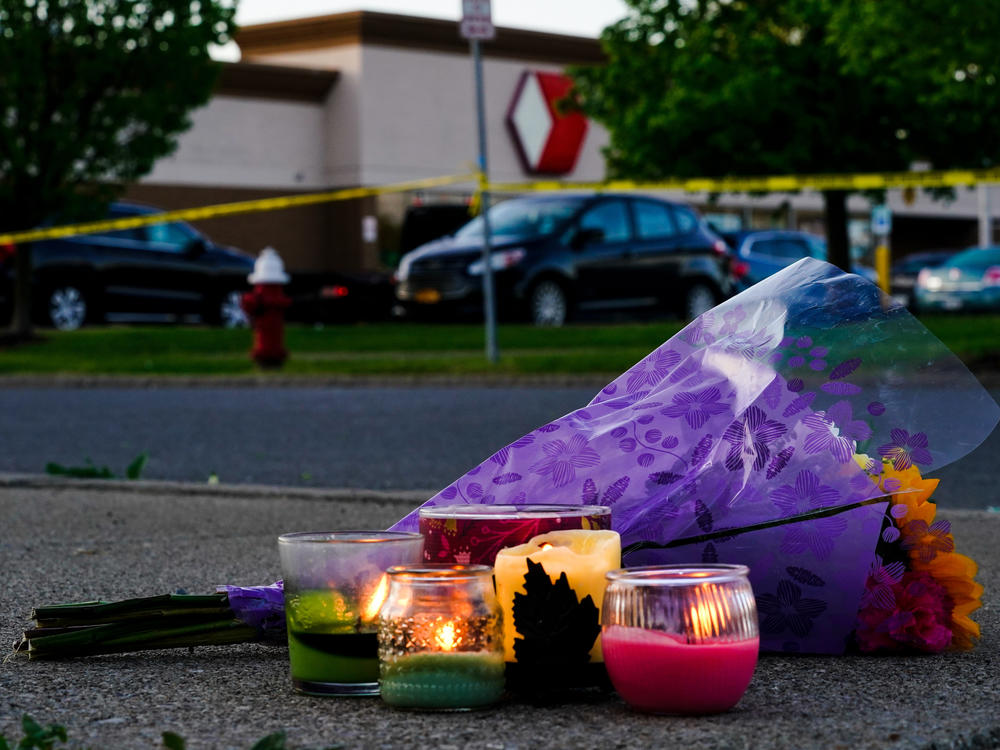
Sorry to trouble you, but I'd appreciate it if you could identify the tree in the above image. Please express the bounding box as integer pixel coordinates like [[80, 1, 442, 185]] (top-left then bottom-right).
[[0, 0, 237, 336], [569, 0, 1000, 272]]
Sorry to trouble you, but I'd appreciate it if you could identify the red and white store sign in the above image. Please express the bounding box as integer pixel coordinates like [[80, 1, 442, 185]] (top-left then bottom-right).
[[505, 70, 589, 176]]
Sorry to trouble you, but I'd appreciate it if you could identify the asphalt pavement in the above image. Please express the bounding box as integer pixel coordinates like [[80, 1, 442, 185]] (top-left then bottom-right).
[[1, 481, 998, 749], [0, 383, 997, 508]]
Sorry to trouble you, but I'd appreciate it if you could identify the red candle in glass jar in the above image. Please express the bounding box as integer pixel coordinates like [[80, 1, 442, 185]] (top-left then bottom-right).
[[417, 504, 611, 565]]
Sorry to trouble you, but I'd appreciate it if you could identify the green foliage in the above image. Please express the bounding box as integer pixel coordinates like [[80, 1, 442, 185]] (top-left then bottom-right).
[[0, 0, 237, 232], [0, 719, 341, 750], [569, 0, 1000, 268], [2, 716, 68, 750], [45, 452, 148, 480]]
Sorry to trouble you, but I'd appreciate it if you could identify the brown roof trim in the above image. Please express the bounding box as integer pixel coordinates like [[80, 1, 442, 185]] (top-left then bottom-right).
[[236, 10, 605, 65], [216, 61, 338, 102]]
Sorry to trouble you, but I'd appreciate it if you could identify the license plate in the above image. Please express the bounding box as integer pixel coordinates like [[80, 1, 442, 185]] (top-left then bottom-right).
[[941, 296, 963, 310], [414, 288, 441, 304]]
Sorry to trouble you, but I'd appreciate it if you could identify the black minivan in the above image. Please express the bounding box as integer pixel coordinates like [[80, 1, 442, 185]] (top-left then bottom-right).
[[394, 193, 736, 326]]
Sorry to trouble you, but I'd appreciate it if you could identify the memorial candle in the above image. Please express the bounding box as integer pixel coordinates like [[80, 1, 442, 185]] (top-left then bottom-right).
[[378, 565, 505, 711], [494, 529, 621, 662], [418, 504, 611, 565], [601, 565, 759, 714]]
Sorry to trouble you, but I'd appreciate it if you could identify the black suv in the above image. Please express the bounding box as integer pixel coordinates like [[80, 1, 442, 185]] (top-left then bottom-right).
[[394, 194, 735, 326], [1, 202, 254, 330]]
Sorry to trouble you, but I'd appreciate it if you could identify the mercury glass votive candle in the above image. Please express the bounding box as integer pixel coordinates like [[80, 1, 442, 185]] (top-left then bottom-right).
[[602, 565, 759, 715], [377, 564, 504, 711], [418, 504, 612, 565]]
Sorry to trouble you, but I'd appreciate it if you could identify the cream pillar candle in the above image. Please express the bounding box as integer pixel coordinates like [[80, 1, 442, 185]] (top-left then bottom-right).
[[494, 529, 621, 663]]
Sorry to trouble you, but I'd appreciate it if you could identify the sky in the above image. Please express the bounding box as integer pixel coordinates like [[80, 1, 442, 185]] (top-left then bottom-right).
[[233, 0, 631, 38]]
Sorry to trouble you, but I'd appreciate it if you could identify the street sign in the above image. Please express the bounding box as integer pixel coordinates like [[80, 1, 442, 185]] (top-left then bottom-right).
[[460, 0, 495, 40], [871, 205, 892, 235]]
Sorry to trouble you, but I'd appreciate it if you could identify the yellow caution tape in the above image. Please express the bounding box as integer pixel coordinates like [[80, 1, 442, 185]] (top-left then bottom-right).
[[490, 166, 1000, 195], [0, 173, 478, 245], [4, 165, 1000, 245]]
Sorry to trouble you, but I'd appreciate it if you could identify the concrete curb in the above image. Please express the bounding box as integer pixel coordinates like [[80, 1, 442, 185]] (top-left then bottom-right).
[[0, 471, 434, 504], [0, 373, 616, 389], [1, 370, 998, 389]]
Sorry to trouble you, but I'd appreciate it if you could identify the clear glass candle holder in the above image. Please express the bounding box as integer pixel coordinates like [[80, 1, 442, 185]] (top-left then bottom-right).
[[602, 565, 759, 715], [277, 530, 424, 697], [378, 564, 505, 711], [418, 504, 612, 565]]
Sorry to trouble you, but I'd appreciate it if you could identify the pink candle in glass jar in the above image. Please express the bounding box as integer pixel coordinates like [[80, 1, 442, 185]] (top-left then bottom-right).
[[602, 565, 759, 714], [602, 626, 758, 714]]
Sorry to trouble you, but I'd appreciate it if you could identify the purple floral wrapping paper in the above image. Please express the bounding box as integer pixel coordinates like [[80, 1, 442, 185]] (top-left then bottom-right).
[[218, 581, 285, 639], [392, 258, 1000, 653]]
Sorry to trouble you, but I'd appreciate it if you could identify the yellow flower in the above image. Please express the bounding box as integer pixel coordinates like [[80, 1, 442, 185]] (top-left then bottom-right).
[[879, 462, 983, 650]]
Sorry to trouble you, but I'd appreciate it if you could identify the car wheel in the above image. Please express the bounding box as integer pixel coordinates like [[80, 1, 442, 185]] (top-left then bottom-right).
[[684, 283, 717, 320], [529, 280, 568, 327], [47, 285, 88, 331], [218, 290, 249, 328]]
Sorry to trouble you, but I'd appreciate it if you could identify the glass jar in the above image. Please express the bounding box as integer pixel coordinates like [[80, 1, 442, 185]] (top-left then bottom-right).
[[377, 564, 504, 711], [418, 504, 612, 565], [277, 530, 424, 696], [602, 564, 759, 714]]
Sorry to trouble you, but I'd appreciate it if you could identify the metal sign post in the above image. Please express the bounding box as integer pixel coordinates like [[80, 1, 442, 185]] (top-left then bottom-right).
[[461, 0, 499, 364]]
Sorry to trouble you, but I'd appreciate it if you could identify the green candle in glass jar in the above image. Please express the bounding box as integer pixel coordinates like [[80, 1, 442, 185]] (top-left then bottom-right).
[[378, 565, 505, 711], [380, 650, 505, 709]]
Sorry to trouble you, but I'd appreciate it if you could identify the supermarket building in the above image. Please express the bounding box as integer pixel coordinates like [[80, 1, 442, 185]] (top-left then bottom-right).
[[124, 10, 992, 274]]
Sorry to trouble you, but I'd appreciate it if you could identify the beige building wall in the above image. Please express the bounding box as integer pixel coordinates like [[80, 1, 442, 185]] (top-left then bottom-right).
[[355, 45, 609, 186], [145, 95, 329, 190]]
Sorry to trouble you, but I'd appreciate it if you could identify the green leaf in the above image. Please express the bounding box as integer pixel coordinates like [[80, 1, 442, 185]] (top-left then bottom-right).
[[126, 452, 149, 480], [17, 715, 67, 749], [161, 731, 186, 750], [249, 732, 288, 750], [0, 733, 10, 750], [44, 461, 115, 479]]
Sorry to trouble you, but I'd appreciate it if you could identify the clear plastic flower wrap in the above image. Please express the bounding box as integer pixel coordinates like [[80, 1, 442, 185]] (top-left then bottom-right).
[[393, 258, 999, 654]]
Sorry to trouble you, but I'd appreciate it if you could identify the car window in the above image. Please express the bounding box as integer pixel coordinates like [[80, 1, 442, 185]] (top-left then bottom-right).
[[454, 198, 581, 240], [578, 199, 631, 244], [633, 200, 678, 239], [775, 239, 810, 260], [806, 237, 827, 258], [751, 238, 809, 260], [671, 206, 698, 234], [944, 247, 1000, 270], [88, 227, 143, 242], [145, 222, 198, 250]]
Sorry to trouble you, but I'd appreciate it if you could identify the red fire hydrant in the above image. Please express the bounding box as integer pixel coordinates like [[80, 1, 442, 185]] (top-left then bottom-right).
[[241, 247, 291, 368]]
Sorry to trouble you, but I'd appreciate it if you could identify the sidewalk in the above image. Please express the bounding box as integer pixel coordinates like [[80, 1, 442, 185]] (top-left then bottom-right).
[[1, 478, 998, 750]]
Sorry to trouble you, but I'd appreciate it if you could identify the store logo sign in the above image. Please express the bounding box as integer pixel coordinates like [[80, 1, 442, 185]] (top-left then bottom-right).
[[506, 70, 588, 175]]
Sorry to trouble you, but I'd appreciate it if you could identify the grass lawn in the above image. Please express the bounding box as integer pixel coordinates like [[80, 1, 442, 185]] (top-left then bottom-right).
[[0, 315, 995, 377]]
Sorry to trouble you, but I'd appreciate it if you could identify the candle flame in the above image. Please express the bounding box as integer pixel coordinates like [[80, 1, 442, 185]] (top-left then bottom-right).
[[435, 621, 460, 651], [361, 574, 389, 623], [688, 585, 723, 642]]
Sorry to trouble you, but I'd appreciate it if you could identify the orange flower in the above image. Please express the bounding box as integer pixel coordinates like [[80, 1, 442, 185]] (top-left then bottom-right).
[[877, 461, 983, 650]]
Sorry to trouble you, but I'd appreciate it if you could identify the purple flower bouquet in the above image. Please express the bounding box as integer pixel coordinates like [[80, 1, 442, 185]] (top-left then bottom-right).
[[393, 258, 999, 654]]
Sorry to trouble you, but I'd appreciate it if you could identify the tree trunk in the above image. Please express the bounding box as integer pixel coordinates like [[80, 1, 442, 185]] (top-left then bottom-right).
[[10, 242, 34, 337], [822, 190, 851, 273]]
